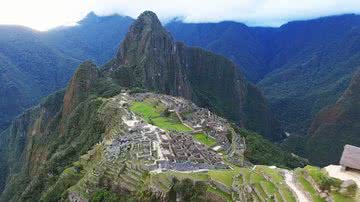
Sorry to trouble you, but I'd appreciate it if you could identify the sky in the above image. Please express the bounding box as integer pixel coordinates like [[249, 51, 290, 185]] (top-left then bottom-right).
[[0, 0, 360, 31]]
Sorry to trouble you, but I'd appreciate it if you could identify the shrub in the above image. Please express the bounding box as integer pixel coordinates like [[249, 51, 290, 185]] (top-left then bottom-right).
[[91, 189, 121, 202]]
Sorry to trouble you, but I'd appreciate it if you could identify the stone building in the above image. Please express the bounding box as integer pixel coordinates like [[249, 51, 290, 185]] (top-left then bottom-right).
[[340, 144, 360, 170]]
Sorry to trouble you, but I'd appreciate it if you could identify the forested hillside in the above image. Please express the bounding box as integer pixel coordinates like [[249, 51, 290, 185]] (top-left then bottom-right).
[[0, 26, 79, 131], [167, 14, 360, 134], [306, 70, 360, 166], [41, 12, 133, 65], [0, 13, 133, 131]]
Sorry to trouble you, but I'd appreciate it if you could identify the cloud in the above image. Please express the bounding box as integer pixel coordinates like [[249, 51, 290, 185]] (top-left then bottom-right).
[[0, 0, 359, 30], [90, 0, 360, 26]]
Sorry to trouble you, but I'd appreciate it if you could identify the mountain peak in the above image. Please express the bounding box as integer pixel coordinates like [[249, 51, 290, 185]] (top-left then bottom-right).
[[62, 61, 98, 119], [138, 11, 159, 21], [131, 10, 163, 32], [79, 11, 100, 24], [112, 11, 284, 140], [116, 10, 171, 60], [86, 11, 97, 18]]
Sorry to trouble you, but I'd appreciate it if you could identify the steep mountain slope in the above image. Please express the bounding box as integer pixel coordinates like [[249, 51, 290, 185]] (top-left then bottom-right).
[[105, 11, 284, 140], [0, 61, 114, 200], [166, 21, 275, 82], [259, 14, 360, 134], [305, 70, 360, 166], [0, 26, 79, 131], [0, 13, 132, 132], [167, 14, 360, 134], [41, 12, 134, 65]]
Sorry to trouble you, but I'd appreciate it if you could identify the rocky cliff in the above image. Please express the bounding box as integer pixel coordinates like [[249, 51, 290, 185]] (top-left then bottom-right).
[[306, 69, 360, 166], [0, 61, 108, 201]]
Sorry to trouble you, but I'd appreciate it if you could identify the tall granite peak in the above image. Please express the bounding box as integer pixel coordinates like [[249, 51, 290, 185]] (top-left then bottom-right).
[[78, 11, 100, 24], [135, 10, 163, 29], [62, 61, 99, 118], [109, 11, 284, 140], [116, 10, 173, 62]]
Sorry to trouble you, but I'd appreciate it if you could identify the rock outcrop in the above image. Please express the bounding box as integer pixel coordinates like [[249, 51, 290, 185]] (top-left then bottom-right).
[[62, 61, 99, 118], [107, 11, 284, 141]]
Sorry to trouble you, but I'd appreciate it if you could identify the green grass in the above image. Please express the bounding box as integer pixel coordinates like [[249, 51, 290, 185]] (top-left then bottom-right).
[[304, 166, 323, 181], [208, 169, 240, 187], [261, 181, 277, 195], [130, 100, 192, 132], [158, 171, 209, 181], [130, 101, 160, 119], [256, 166, 283, 182], [193, 133, 217, 147], [253, 183, 267, 199], [255, 166, 296, 202], [249, 172, 266, 184], [151, 117, 192, 132], [207, 186, 233, 202], [296, 171, 325, 202], [332, 193, 355, 202]]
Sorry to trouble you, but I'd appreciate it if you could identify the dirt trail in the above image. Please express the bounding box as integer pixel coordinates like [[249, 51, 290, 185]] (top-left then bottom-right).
[[283, 170, 310, 202]]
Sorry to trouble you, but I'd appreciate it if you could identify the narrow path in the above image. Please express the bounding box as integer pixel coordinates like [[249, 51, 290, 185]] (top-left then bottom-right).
[[283, 170, 310, 202], [175, 110, 193, 130]]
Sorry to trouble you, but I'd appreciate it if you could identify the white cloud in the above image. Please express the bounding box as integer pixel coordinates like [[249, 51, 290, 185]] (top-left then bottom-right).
[[0, 0, 359, 30]]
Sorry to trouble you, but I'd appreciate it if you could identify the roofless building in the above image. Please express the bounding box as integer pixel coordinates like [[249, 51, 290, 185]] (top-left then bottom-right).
[[340, 144, 360, 170]]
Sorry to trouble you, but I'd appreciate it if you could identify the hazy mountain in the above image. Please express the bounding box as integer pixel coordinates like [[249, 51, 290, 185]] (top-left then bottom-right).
[[258, 14, 360, 134], [0, 25, 79, 131], [167, 14, 360, 134], [0, 13, 133, 131], [41, 12, 134, 65]]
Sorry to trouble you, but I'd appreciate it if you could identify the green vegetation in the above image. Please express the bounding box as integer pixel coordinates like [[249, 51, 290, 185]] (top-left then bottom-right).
[[130, 100, 192, 132], [332, 193, 355, 202], [172, 178, 208, 202], [304, 71, 360, 166], [41, 166, 85, 201], [256, 166, 296, 202], [209, 170, 239, 187], [90, 189, 122, 202], [193, 133, 217, 147], [304, 166, 341, 191], [295, 169, 325, 202], [207, 186, 232, 202], [234, 127, 308, 169], [154, 171, 209, 182]]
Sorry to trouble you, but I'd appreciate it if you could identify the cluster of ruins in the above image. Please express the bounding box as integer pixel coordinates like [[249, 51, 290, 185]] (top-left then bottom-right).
[[104, 93, 245, 172]]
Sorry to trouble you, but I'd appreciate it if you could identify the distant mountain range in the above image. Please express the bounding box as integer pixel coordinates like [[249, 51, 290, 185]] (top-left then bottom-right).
[[167, 14, 360, 134], [0, 13, 133, 131], [0, 26, 79, 130], [0, 12, 360, 165]]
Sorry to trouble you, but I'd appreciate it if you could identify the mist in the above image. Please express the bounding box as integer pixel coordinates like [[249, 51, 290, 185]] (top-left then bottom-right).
[[0, 0, 360, 30]]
